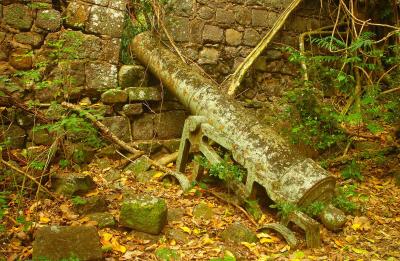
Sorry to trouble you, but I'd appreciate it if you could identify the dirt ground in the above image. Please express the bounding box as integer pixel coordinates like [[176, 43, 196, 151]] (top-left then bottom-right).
[[1, 148, 399, 261]]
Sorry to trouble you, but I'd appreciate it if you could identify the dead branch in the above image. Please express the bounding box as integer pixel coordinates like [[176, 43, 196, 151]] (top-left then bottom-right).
[[226, 0, 303, 97]]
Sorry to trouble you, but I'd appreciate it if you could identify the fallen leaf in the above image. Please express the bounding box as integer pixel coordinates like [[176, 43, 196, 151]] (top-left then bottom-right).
[[85, 190, 100, 197], [180, 226, 192, 234], [345, 235, 358, 244], [152, 172, 164, 179], [39, 216, 50, 224], [352, 247, 368, 255], [351, 216, 371, 231], [101, 232, 113, 242], [111, 237, 127, 253]]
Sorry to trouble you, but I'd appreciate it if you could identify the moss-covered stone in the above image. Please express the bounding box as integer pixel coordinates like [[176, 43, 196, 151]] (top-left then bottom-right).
[[9, 49, 32, 70], [32, 226, 102, 261], [319, 204, 347, 231], [73, 196, 107, 215], [87, 212, 116, 228], [124, 155, 151, 175], [193, 202, 213, 220], [27, 128, 54, 146], [220, 223, 258, 244], [36, 9, 61, 31], [101, 116, 131, 142], [127, 87, 161, 101], [3, 4, 33, 31], [118, 65, 149, 88], [14, 32, 43, 48], [101, 89, 128, 104], [52, 174, 96, 196], [0, 124, 26, 149], [120, 194, 167, 234]]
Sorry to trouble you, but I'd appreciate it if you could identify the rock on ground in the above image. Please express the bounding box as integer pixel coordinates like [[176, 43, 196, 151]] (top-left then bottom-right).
[[220, 223, 258, 244], [33, 226, 102, 261], [120, 194, 167, 234]]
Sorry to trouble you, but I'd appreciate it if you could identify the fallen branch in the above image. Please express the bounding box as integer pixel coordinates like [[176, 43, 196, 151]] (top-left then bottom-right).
[[226, 0, 303, 96], [61, 102, 145, 160]]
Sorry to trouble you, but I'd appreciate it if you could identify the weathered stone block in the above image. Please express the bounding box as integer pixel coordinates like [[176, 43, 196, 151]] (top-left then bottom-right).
[[252, 9, 270, 27], [14, 32, 43, 48], [132, 113, 155, 140], [190, 18, 205, 44], [33, 226, 102, 261], [52, 174, 96, 196], [100, 38, 121, 64], [3, 4, 33, 31], [64, 142, 96, 165], [73, 196, 107, 215], [118, 65, 148, 88], [198, 48, 219, 64], [65, 2, 91, 29], [220, 223, 258, 244], [120, 194, 167, 234], [86, 6, 125, 38], [28, 128, 54, 146], [225, 29, 242, 46], [81, 0, 109, 7], [203, 25, 223, 43], [127, 87, 161, 101], [0, 124, 26, 149], [165, 16, 190, 42], [86, 62, 118, 91], [243, 28, 260, 46], [124, 155, 151, 175], [167, 0, 194, 17], [216, 9, 235, 25], [235, 6, 251, 25], [36, 9, 61, 31], [9, 49, 32, 70], [102, 116, 131, 142], [88, 212, 116, 228], [198, 6, 214, 20], [154, 111, 186, 139], [101, 89, 128, 104], [122, 103, 143, 116], [109, 0, 126, 11]]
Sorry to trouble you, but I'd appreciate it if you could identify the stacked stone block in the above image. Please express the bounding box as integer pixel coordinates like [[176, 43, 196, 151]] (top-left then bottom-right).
[[0, 0, 188, 155], [164, 0, 330, 97]]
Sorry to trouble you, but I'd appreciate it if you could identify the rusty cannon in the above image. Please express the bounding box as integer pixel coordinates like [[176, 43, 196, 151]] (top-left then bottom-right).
[[131, 32, 346, 248]]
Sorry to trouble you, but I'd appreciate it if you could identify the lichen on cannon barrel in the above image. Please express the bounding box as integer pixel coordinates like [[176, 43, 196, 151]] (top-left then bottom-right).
[[130, 32, 346, 247]]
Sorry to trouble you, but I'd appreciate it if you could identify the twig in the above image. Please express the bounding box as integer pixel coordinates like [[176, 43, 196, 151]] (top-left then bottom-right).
[[226, 0, 303, 96], [206, 189, 258, 227], [379, 86, 400, 95]]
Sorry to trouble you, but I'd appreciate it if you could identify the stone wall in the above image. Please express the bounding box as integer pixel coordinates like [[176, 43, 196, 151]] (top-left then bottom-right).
[[164, 0, 330, 99], [0, 0, 188, 157], [0, 0, 329, 159]]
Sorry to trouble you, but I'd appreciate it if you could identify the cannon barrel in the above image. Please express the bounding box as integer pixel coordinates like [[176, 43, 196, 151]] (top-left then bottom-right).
[[131, 32, 340, 215]]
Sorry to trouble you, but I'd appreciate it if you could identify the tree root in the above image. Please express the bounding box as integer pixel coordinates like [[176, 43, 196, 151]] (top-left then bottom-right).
[[226, 0, 303, 97]]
